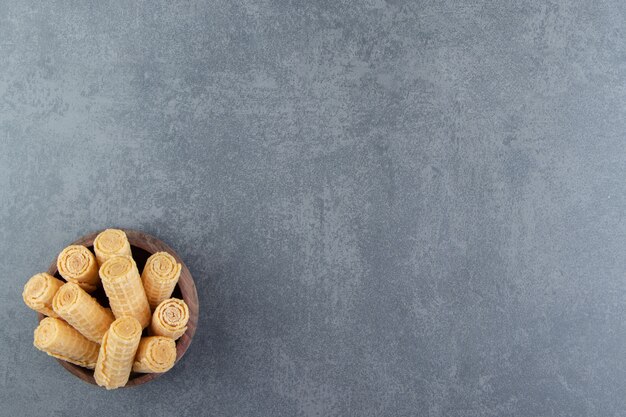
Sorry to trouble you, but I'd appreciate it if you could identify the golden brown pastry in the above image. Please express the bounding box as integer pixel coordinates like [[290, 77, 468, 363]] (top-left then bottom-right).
[[141, 251, 181, 310], [99, 256, 151, 328], [94, 316, 142, 389], [93, 229, 132, 265], [34, 317, 100, 369], [52, 282, 114, 344], [22, 273, 64, 318], [132, 336, 177, 373], [150, 298, 189, 340], [57, 245, 100, 292]]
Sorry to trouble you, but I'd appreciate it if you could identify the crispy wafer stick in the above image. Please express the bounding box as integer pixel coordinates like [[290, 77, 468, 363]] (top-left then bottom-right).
[[132, 336, 177, 373], [34, 317, 100, 369], [52, 282, 114, 343], [141, 251, 181, 310], [150, 298, 189, 340], [22, 273, 64, 317], [57, 245, 99, 292], [93, 229, 132, 265], [100, 256, 151, 328], [94, 316, 142, 389]]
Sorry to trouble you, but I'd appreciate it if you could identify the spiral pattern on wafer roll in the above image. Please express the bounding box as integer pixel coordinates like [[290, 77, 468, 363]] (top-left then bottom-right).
[[141, 251, 181, 310], [23, 273, 64, 317], [57, 245, 99, 292], [150, 298, 189, 340], [132, 336, 177, 373], [93, 229, 132, 265]]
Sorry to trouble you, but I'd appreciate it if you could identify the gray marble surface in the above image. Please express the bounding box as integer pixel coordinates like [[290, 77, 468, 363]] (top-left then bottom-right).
[[1, 1, 625, 416]]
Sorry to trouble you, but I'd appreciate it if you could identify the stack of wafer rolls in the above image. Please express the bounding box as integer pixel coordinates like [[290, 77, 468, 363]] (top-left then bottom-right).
[[151, 298, 189, 340], [23, 229, 190, 389]]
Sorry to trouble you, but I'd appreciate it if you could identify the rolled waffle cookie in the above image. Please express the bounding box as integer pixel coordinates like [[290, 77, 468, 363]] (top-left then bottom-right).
[[150, 298, 189, 340], [34, 317, 100, 369], [100, 256, 151, 328], [57, 245, 100, 292], [93, 229, 132, 265], [52, 282, 115, 343], [94, 316, 142, 389], [141, 251, 181, 310], [132, 336, 177, 373], [22, 273, 64, 317]]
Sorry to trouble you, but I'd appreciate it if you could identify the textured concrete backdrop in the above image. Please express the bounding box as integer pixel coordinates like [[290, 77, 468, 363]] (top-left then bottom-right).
[[1, 1, 626, 416]]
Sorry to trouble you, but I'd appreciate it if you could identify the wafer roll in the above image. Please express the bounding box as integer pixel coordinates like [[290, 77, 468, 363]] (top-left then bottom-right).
[[100, 256, 151, 328], [34, 317, 100, 369], [57, 245, 100, 292], [150, 298, 189, 340], [93, 229, 132, 265], [141, 252, 181, 310], [132, 336, 177, 373], [23, 273, 64, 317], [94, 316, 142, 389], [52, 282, 115, 343]]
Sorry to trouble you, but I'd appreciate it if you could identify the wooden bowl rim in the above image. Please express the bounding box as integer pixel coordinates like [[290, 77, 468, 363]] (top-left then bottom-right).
[[38, 228, 199, 388]]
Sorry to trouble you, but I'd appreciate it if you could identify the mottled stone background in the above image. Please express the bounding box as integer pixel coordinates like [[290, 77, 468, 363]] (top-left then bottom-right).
[[1, 1, 625, 416]]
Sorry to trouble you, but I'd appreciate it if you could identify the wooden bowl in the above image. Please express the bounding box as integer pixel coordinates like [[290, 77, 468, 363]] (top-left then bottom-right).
[[37, 229, 199, 387]]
